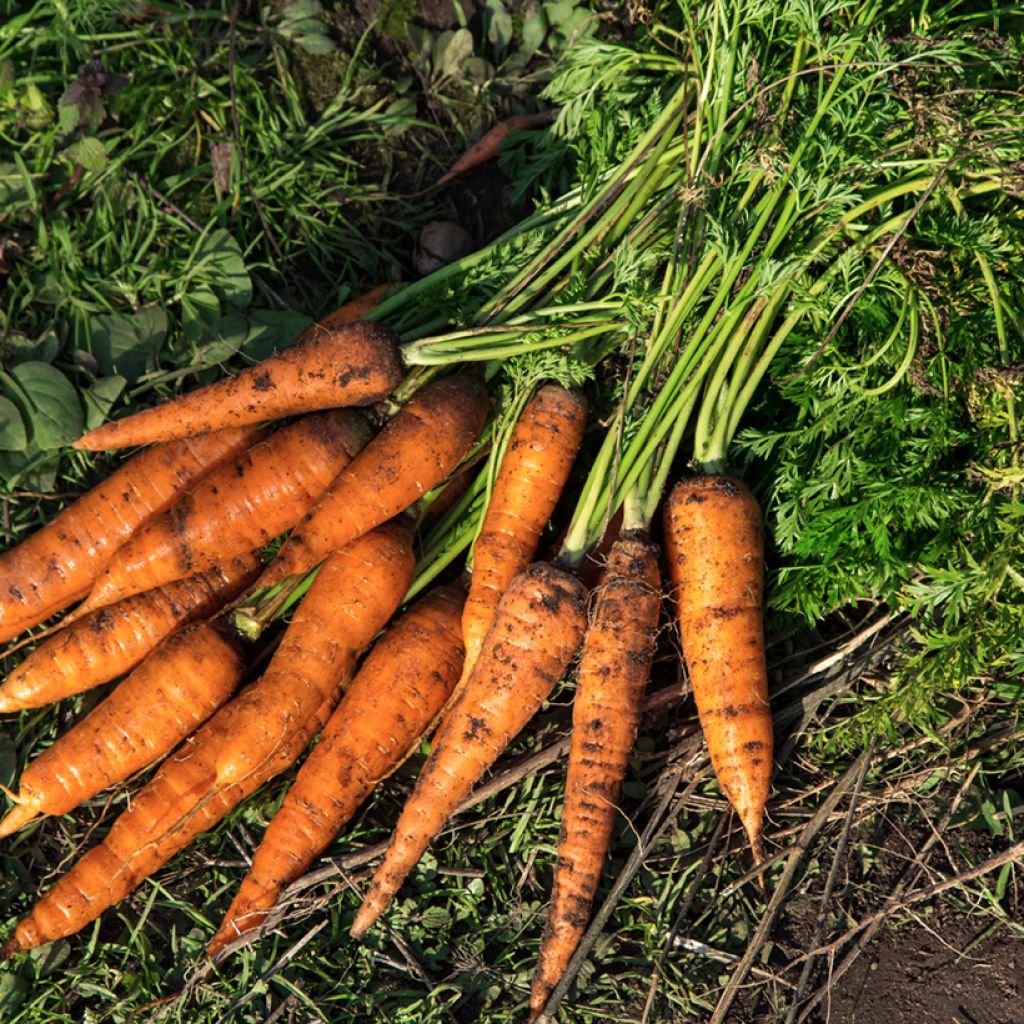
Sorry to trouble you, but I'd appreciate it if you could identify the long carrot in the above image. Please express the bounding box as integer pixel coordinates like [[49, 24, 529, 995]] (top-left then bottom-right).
[[1, 526, 414, 953], [461, 384, 586, 684], [0, 690, 337, 959], [0, 617, 251, 839], [529, 534, 661, 1020], [213, 522, 415, 786], [350, 561, 587, 938], [0, 555, 260, 714], [663, 475, 772, 860], [73, 321, 402, 451], [255, 373, 488, 591], [208, 582, 465, 960], [74, 410, 371, 615], [416, 112, 555, 195], [0, 427, 260, 644]]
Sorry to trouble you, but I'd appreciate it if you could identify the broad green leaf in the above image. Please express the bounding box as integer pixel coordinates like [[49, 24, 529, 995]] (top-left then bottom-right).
[[193, 229, 252, 309], [57, 99, 79, 134], [90, 305, 167, 382], [521, 4, 549, 56], [485, 0, 513, 55], [196, 312, 249, 366], [437, 29, 474, 79], [243, 309, 312, 361], [0, 448, 60, 491], [5, 362, 83, 450], [65, 136, 107, 172], [82, 375, 126, 431], [181, 286, 222, 345], [0, 396, 26, 450]]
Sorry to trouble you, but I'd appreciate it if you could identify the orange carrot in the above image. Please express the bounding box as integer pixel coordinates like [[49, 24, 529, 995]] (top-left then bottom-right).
[[418, 112, 555, 194], [529, 534, 661, 1021], [663, 475, 772, 860], [461, 384, 586, 683], [73, 321, 402, 451], [0, 555, 260, 714], [0, 690, 336, 959], [74, 410, 371, 615], [0, 427, 260, 644], [0, 618, 251, 840], [255, 373, 488, 591], [213, 521, 415, 786], [1, 527, 415, 954], [350, 561, 586, 938], [315, 284, 395, 331], [208, 582, 465, 959]]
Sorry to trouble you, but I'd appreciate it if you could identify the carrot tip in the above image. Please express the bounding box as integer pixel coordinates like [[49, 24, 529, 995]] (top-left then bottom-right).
[[349, 904, 377, 940], [0, 937, 22, 961]]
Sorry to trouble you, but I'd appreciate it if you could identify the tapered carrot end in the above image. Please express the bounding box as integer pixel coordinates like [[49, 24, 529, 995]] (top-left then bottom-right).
[[0, 935, 24, 961], [0, 803, 40, 841], [350, 892, 385, 939]]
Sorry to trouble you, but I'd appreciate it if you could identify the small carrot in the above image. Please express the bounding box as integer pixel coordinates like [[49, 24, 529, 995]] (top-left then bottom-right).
[[529, 533, 661, 1021], [461, 384, 586, 684], [74, 410, 371, 615], [350, 561, 586, 938], [663, 475, 773, 861], [207, 582, 465, 959], [0, 427, 260, 644], [0, 618, 251, 840], [0, 555, 260, 714], [0, 690, 337, 959], [315, 283, 395, 331], [255, 373, 488, 591], [73, 321, 402, 451], [213, 521, 415, 786], [416, 112, 555, 195]]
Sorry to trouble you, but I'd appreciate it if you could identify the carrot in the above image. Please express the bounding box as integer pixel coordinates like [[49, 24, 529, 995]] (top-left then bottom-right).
[[461, 384, 586, 684], [255, 373, 488, 591], [417, 112, 555, 195], [529, 534, 661, 1021], [74, 410, 371, 615], [350, 561, 587, 938], [207, 582, 465, 959], [213, 521, 415, 786], [0, 427, 260, 644], [663, 475, 772, 860], [1, 525, 414, 954], [316, 283, 394, 331], [0, 555, 260, 714], [73, 321, 402, 451], [0, 617, 251, 840], [0, 689, 337, 959]]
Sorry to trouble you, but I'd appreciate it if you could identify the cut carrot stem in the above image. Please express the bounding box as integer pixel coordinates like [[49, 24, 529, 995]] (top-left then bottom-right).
[[461, 384, 587, 686], [73, 321, 402, 451], [0, 427, 261, 644], [529, 532, 661, 1021], [350, 561, 587, 938], [0, 618, 252, 839], [213, 521, 415, 786], [0, 555, 260, 714], [75, 410, 371, 615], [208, 582, 465, 960], [663, 475, 772, 862], [255, 373, 488, 591]]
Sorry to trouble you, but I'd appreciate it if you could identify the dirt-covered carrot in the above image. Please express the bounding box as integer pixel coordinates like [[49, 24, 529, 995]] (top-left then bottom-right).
[[0, 555, 260, 714], [417, 112, 555, 194], [0, 427, 260, 644], [208, 583, 465, 959], [350, 561, 586, 938], [0, 619, 250, 840], [461, 384, 586, 684], [75, 410, 371, 615], [73, 321, 402, 451], [663, 475, 772, 860], [214, 522, 415, 786], [256, 373, 488, 591], [0, 690, 337, 959], [529, 534, 660, 1020]]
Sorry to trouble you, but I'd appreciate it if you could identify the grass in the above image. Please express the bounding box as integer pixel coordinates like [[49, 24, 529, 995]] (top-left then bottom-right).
[[2, 2, 1024, 1022]]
